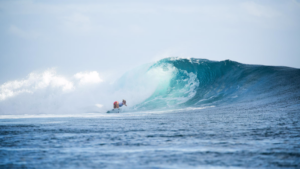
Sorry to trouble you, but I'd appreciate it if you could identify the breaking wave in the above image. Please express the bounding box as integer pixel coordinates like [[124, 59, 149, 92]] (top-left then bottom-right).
[[0, 57, 299, 114], [128, 58, 300, 110]]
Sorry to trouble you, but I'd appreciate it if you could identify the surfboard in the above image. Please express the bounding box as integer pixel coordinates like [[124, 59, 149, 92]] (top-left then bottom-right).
[[106, 108, 120, 113]]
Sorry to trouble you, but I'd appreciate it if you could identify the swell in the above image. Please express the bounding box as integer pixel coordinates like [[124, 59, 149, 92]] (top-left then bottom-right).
[[135, 58, 300, 110]]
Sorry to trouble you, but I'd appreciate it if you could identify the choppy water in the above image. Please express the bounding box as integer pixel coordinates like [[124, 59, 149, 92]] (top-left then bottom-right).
[[1, 104, 300, 169]]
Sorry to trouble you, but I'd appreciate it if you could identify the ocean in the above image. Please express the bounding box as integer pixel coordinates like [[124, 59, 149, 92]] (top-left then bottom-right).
[[1, 58, 300, 168]]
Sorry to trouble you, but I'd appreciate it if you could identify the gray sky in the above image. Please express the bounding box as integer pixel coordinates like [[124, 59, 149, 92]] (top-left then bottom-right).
[[1, 0, 300, 83]]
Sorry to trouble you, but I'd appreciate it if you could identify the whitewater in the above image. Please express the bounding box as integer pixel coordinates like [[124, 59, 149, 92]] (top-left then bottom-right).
[[0, 58, 300, 168]]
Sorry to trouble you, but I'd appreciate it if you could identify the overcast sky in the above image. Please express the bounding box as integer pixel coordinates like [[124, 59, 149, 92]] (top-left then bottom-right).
[[1, 0, 300, 83]]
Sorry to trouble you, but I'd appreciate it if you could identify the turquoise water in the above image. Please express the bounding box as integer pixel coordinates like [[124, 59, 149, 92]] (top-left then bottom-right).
[[0, 58, 300, 168]]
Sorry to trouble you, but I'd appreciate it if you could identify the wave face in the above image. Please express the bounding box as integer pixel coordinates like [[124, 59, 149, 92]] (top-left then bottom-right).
[[131, 58, 300, 110]]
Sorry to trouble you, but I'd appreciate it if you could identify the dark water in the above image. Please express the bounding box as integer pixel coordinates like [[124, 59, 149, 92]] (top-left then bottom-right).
[[1, 103, 300, 169]]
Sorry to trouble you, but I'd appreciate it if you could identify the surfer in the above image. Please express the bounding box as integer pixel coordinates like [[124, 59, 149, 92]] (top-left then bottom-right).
[[113, 100, 127, 109]]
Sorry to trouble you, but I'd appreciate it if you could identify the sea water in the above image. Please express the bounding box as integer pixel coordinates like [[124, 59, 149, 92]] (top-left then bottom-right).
[[1, 104, 299, 168], [1, 58, 300, 168]]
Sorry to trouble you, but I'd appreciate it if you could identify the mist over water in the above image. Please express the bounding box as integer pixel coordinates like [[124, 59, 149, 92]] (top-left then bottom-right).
[[0, 61, 176, 115]]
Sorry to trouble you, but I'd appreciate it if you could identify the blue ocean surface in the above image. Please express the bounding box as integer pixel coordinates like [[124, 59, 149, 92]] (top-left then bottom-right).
[[1, 58, 300, 168]]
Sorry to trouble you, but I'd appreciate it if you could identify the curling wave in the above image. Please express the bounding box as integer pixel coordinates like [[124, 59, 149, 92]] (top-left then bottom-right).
[[123, 58, 300, 110]]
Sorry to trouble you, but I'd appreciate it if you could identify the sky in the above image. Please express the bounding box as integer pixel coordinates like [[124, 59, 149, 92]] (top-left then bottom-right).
[[0, 0, 300, 110]]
